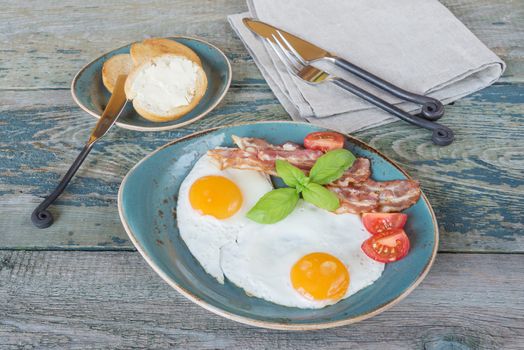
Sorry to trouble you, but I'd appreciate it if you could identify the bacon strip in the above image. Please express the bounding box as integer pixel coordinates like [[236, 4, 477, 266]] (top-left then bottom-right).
[[207, 148, 276, 175], [209, 137, 421, 213], [332, 158, 371, 186], [232, 135, 322, 169], [230, 136, 371, 184], [208, 147, 371, 186], [232, 135, 301, 153], [329, 179, 421, 214]]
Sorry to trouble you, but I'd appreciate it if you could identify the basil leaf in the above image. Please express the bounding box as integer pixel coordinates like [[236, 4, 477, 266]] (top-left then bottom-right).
[[309, 149, 356, 185], [246, 188, 299, 224], [275, 159, 307, 188], [295, 177, 310, 194], [302, 183, 340, 211]]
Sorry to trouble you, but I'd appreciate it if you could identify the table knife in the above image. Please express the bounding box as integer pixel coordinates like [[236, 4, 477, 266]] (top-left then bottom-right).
[[243, 18, 444, 120], [31, 75, 128, 229]]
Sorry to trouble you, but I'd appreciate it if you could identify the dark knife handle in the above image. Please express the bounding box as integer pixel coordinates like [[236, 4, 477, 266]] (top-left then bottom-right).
[[332, 77, 453, 146], [31, 143, 94, 229], [334, 57, 444, 121]]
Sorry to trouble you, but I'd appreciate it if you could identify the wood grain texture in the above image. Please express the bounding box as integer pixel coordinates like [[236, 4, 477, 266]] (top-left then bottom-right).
[[1, 0, 522, 347], [442, 0, 524, 82], [0, 0, 522, 90], [0, 0, 522, 251], [358, 84, 524, 253], [0, 250, 522, 349], [1, 84, 522, 251], [0, 86, 285, 249]]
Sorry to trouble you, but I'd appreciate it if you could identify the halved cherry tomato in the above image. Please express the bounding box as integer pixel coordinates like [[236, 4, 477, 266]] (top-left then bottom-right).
[[362, 213, 408, 235], [361, 229, 410, 263], [304, 132, 345, 152]]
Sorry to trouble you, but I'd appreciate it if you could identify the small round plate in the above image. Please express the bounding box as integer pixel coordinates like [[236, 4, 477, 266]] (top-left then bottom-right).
[[118, 121, 439, 330], [71, 36, 232, 132]]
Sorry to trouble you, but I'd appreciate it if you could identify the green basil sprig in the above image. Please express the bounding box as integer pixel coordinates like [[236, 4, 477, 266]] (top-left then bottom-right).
[[309, 149, 356, 185], [244, 188, 299, 224], [246, 149, 355, 224], [301, 183, 340, 211]]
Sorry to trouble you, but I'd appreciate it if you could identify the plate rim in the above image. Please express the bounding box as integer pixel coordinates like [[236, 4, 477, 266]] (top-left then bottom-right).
[[117, 120, 439, 330], [71, 35, 232, 132]]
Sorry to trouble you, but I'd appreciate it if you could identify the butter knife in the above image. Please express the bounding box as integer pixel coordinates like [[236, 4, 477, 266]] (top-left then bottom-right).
[[31, 74, 128, 229], [243, 18, 444, 120]]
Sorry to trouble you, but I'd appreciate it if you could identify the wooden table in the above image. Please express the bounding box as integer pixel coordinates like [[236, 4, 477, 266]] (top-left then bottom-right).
[[1, 1, 523, 348]]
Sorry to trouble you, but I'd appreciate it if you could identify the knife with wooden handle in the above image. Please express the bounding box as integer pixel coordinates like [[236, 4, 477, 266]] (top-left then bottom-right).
[[243, 18, 444, 120], [31, 75, 129, 229]]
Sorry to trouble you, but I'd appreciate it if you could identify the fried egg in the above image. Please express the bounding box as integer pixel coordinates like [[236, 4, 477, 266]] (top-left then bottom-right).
[[220, 200, 385, 308], [177, 153, 273, 283]]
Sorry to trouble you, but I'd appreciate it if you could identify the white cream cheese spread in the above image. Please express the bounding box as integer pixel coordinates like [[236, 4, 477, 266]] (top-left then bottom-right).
[[131, 55, 200, 115]]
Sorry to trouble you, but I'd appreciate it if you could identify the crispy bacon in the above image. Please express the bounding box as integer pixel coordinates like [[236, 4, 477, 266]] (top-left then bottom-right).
[[207, 148, 276, 175], [332, 158, 371, 186], [258, 149, 322, 169], [208, 136, 421, 213], [230, 136, 371, 184], [232, 135, 322, 169], [329, 179, 421, 214], [208, 148, 371, 186], [232, 135, 301, 153]]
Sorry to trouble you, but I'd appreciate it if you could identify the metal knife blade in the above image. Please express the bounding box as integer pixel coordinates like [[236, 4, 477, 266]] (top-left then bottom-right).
[[88, 74, 128, 145], [243, 17, 447, 122], [31, 74, 129, 229], [243, 18, 331, 61]]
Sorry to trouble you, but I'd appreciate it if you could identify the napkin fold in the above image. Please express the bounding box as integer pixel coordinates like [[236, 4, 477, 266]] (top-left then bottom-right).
[[228, 0, 505, 133]]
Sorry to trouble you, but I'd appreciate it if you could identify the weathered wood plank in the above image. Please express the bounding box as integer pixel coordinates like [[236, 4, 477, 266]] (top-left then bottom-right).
[[0, 1, 522, 347], [442, 0, 524, 82], [0, 251, 522, 349], [446, 0, 524, 81], [0, 0, 522, 90], [358, 83, 524, 253], [0, 0, 260, 90], [0, 85, 285, 249], [1, 84, 522, 251]]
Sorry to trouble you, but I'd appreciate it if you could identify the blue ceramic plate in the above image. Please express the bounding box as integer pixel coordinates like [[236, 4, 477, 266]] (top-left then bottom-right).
[[71, 36, 231, 131], [118, 121, 438, 330]]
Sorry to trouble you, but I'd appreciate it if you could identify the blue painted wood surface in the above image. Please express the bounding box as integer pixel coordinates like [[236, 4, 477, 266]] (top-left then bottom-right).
[[1, 82, 521, 251], [0, 250, 522, 348], [0, 0, 523, 347]]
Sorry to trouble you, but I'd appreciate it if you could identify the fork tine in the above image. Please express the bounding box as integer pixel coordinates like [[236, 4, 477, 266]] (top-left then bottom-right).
[[276, 31, 307, 66], [266, 37, 299, 75], [271, 34, 303, 70]]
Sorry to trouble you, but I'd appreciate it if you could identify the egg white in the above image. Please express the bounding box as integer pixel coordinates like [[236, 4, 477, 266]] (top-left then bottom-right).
[[220, 200, 385, 309], [176, 154, 273, 283]]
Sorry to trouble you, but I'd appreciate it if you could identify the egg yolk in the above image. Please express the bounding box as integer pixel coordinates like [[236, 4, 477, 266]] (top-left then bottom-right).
[[291, 252, 350, 302], [189, 175, 243, 219]]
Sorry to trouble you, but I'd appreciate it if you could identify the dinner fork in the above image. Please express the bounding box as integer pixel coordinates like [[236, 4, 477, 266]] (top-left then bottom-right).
[[268, 32, 454, 146]]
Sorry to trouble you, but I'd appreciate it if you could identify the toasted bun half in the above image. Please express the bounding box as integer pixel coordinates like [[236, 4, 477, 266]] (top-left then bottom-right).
[[124, 54, 208, 123], [101, 54, 134, 93], [130, 38, 201, 67]]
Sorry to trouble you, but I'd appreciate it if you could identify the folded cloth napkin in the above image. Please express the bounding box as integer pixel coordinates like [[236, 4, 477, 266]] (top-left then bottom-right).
[[228, 0, 505, 133]]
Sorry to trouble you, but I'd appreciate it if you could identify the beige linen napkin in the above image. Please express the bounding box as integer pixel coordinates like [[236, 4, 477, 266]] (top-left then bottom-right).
[[228, 0, 505, 133]]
